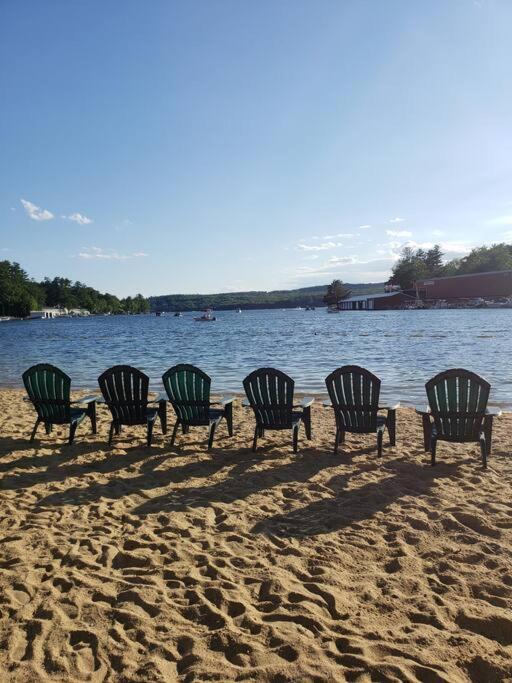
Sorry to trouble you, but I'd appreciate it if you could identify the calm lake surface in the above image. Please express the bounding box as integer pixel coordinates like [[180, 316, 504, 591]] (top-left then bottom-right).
[[0, 309, 510, 407]]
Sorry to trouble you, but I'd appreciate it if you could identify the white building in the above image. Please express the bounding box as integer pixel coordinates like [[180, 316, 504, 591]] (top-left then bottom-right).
[[29, 307, 67, 319]]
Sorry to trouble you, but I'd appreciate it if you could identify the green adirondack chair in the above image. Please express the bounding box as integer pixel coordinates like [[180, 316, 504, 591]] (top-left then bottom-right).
[[324, 365, 398, 456], [160, 364, 234, 450], [98, 365, 165, 447], [243, 367, 313, 453], [22, 363, 97, 444], [416, 369, 501, 467]]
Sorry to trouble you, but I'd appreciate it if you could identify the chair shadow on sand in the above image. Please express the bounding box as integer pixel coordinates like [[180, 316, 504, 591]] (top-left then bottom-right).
[[25, 425, 475, 538]]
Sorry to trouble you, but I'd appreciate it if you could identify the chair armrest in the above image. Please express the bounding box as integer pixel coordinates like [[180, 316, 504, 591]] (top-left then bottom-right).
[[379, 402, 400, 411], [150, 392, 168, 403], [220, 396, 236, 406], [486, 407, 502, 417], [323, 400, 332, 408], [72, 394, 100, 405], [415, 406, 431, 416], [23, 396, 32, 403], [300, 397, 315, 408]]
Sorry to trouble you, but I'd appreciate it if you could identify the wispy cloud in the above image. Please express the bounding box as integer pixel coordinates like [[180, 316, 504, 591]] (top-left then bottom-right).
[[327, 256, 357, 265], [386, 229, 412, 238], [20, 198, 54, 221], [358, 224, 372, 229], [322, 233, 355, 240], [487, 214, 512, 227], [297, 241, 342, 252], [389, 217, 405, 223], [77, 246, 148, 261], [65, 212, 93, 225]]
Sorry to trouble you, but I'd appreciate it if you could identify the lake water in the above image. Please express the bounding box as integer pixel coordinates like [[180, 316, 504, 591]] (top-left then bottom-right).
[[0, 309, 511, 407]]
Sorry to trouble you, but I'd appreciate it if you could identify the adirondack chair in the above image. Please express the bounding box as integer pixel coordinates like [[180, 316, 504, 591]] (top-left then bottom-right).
[[243, 368, 313, 453], [22, 363, 97, 444], [160, 364, 235, 450], [324, 365, 398, 456], [98, 365, 165, 447], [416, 369, 501, 468]]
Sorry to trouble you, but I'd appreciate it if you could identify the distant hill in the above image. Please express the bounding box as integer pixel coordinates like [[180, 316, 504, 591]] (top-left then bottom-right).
[[149, 282, 385, 312]]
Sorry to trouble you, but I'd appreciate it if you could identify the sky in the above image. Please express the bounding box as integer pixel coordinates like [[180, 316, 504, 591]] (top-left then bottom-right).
[[1, 1, 512, 297]]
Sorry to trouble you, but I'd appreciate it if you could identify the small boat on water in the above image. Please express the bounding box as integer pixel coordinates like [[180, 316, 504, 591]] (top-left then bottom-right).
[[236, 308, 242, 314], [174, 312, 182, 317], [194, 308, 216, 322], [305, 306, 316, 311], [327, 306, 340, 314]]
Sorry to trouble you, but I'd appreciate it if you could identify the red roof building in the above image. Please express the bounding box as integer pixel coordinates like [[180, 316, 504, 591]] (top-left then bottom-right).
[[415, 270, 512, 300]]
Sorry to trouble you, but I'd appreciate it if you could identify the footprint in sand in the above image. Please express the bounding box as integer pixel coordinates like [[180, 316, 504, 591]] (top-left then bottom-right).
[[69, 630, 102, 674]]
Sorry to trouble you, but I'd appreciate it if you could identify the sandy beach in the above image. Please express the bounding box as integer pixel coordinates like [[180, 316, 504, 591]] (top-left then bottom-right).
[[0, 389, 511, 682]]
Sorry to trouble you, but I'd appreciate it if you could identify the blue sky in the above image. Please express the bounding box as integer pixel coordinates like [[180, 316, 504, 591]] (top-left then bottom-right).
[[1, 1, 512, 297]]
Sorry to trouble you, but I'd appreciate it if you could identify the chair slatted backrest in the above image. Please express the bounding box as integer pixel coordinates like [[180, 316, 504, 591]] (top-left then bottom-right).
[[98, 365, 149, 425], [243, 368, 294, 428], [325, 365, 381, 433], [22, 364, 71, 423], [162, 364, 211, 425], [426, 369, 490, 441]]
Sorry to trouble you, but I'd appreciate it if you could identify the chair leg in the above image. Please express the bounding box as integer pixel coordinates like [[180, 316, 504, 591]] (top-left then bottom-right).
[[479, 432, 487, 469], [147, 420, 155, 447], [30, 418, 41, 442], [182, 424, 189, 435], [304, 406, 312, 440], [224, 402, 233, 437], [387, 409, 396, 446], [108, 422, 116, 447], [69, 421, 78, 445], [334, 428, 340, 455], [377, 427, 384, 457], [45, 423, 52, 435], [483, 416, 493, 460], [430, 435, 437, 466], [115, 423, 121, 435], [422, 415, 432, 452], [252, 425, 259, 452], [208, 420, 217, 451], [88, 402, 97, 434], [170, 421, 180, 447], [159, 400, 167, 435], [292, 424, 299, 453]]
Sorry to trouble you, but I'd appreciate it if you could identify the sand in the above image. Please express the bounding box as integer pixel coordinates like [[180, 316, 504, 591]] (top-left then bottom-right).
[[0, 389, 511, 683]]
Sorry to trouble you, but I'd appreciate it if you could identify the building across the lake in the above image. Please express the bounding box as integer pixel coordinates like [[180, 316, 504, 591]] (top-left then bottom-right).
[[338, 291, 415, 311], [415, 270, 512, 301]]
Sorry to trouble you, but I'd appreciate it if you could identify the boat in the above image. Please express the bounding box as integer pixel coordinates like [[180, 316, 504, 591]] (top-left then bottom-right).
[[174, 312, 182, 317], [194, 308, 216, 321], [327, 306, 340, 314], [236, 308, 242, 314], [305, 306, 316, 311]]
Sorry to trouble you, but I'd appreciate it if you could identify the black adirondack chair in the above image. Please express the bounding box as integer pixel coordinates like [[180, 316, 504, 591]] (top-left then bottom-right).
[[324, 365, 398, 456], [98, 365, 165, 447], [416, 369, 501, 467], [22, 363, 97, 444], [243, 368, 313, 453], [160, 364, 235, 450]]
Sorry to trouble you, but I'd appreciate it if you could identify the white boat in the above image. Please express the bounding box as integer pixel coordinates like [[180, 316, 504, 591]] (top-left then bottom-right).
[[236, 308, 242, 314], [327, 307, 340, 314], [194, 308, 216, 322]]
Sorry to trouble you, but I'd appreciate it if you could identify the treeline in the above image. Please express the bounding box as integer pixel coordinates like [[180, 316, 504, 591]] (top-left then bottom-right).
[[0, 261, 150, 317], [149, 282, 382, 312], [389, 243, 512, 290]]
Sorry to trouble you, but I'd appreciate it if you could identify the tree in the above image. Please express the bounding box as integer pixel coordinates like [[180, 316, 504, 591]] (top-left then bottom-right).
[[388, 245, 446, 290], [324, 280, 351, 307]]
